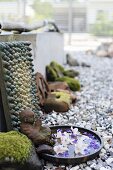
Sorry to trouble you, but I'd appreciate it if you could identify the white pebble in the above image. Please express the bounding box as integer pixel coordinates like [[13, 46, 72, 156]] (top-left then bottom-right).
[[103, 135, 112, 141], [70, 165, 79, 170], [104, 144, 110, 149], [90, 163, 96, 168], [100, 167, 109, 170], [85, 167, 91, 170], [106, 158, 113, 164]]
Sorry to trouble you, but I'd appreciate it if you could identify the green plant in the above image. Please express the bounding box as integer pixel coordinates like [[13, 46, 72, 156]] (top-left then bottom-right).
[[32, 0, 53, 20], [90, 12, 113, 36]]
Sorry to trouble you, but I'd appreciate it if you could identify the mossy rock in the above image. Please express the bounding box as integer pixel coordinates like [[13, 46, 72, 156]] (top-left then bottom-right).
[[56, 76, 81, 91], [50, 61, 64, 78], [52, 91, 71, 105], [46, 61, 79, 81], [63, 69, 79, 78], [50, 61, 64, 73], [43, 91, 72, 113], [0, 131, 32, 163], [46, 65, 58, 81]]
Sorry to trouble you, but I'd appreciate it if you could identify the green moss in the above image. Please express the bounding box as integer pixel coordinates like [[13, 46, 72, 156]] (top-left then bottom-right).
[[46, 65, 58, 81], [49, 61, 79, 78], [50, 61, 64, 73], [63, 69, 79, 78], [0, 131, 32, 163], [52, 91, 71, 105], [56, 76, 81, 91]]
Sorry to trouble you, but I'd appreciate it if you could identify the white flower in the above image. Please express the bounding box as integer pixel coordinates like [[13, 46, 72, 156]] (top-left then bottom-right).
[[56, 131, 62, 139], [78, 135, 90, 142], [54, 128, 90, 155], [56, 131, 73, 145], [71, 127, 80, 136], [61, 133, 73, 145], [74, 139, 88, 154], [54, 145, 68, 154]]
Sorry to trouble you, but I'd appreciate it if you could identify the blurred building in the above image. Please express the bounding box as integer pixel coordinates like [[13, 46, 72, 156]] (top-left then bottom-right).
[[53, 0, 113, 32], [87, 0, 113, 31], [0, 1, 19, 20], [0, 0, 34, 21], [0, 0, 113, 32], [53, 1, 86, 32]]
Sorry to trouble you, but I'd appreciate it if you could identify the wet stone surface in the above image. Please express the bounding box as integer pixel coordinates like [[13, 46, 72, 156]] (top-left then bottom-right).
[[42, 53, 113, 170]]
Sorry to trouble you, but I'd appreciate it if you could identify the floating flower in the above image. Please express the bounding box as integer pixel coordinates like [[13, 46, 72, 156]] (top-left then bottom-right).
[[78, 135, 91, 143], [56, 131, 62, 139], [53, 127, 100, 157], [71, 127, 80, 136], [54, 145, 68, 154], [74, 140, 88, 154], [61, 132, 73, 145]]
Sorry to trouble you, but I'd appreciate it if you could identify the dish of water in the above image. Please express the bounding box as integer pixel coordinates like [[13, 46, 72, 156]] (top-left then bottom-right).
[[42, 126, 103, 165]]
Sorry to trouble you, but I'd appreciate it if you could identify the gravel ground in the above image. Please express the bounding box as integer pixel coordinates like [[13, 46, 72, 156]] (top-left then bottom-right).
[[42, 53, 113, 170]]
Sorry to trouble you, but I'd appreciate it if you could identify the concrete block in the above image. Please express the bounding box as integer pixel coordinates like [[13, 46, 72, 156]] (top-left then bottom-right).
[[0, 32, 64, 76]]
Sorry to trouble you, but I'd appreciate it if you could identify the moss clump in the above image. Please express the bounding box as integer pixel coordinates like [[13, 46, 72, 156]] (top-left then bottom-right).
[[49, 61, 64, 78], [46, 61, 80, 82], [56, 76, 81, 91], [0, 131, 32, 163], [52, 91, 71, 105], [46, 65, 58, 81], [63, 69, 79, 78], [50, 61, 65, 73]]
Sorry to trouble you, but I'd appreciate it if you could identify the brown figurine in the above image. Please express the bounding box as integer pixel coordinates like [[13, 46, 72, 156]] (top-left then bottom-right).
[[19, 109, 52, 146]]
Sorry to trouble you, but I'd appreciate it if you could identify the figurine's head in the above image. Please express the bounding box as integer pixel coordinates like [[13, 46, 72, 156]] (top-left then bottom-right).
[[19, 108, 36, 124]]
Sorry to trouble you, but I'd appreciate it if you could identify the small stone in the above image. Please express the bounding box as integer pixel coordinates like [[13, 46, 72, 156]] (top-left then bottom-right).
[[110, 151, 113, 156], [79, 164, 84, 169], [90, 163, 97, 169], [87, 160, 93, 166], [85, 167, 91, 170], [5, 157, 10, 161], [100, 167, 109, 170], [70, 165, 79, 170], [106, 158, 113, 164], [104, 144, 110, 150], [103, 135, 112, 142]]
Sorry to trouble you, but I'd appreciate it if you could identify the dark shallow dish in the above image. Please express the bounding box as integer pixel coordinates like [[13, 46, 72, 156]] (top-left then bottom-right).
[[41, 126, 103, 165]]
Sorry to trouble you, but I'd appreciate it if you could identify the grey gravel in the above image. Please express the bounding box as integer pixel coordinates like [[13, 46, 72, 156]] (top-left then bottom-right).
[[42, 53, 113, 170]]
